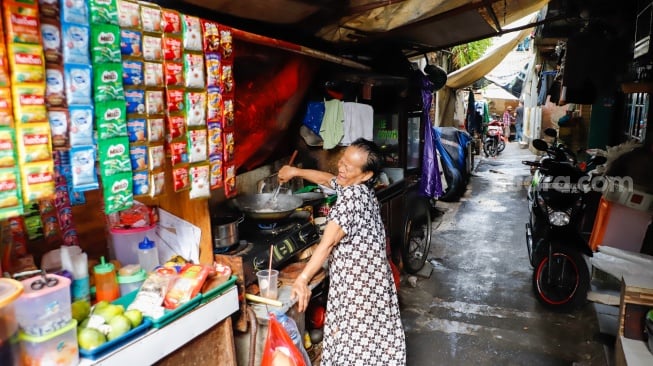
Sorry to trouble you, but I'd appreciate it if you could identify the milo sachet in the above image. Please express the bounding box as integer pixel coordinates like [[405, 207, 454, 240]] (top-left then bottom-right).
[[95, 99, 126, 139], [93, 63, 125, 102], [89, 0, 119, 25], [98, 136, 130, 176], [91, 23, 121, 63], [102, 172, 133, 214]]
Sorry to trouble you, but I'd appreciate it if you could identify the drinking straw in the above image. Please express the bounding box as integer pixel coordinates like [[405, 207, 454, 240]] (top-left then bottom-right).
[[267, 245, 274, 297]]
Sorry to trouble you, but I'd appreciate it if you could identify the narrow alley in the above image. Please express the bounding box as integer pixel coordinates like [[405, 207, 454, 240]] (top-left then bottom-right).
[[399, 143, 609, 366]]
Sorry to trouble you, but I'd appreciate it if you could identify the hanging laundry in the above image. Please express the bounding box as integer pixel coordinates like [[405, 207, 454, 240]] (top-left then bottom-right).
[[319, 99, 344, 149], [340, 102, 373, 145]]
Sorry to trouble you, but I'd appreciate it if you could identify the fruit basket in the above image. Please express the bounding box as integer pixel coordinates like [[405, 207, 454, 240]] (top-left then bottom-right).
[[78, 318, 152, 360], [113, 290, 202, 329]]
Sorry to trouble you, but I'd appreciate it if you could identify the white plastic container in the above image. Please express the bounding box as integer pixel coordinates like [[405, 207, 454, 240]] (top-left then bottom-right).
[[0, 278, 23, 366], [109, 224, 157, 266], [137, 236, 160, 271], [14, 274, 71, 337], [19, 319, 78, 366], [117, 268, 147, 296]]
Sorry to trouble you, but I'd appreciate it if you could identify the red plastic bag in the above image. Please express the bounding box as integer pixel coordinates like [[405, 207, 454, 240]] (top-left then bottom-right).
[[261, 313, 307, 366]]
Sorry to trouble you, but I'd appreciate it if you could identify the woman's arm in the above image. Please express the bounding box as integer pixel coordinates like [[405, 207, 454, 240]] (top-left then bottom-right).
[[291, 220, 345, 312], [278, 166, 334, 186]]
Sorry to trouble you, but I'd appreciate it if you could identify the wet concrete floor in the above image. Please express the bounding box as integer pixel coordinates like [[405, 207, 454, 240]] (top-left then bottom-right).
[[399, 142, 611, 366]]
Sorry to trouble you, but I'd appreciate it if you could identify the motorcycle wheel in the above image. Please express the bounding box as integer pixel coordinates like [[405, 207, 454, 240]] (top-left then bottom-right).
[[532, 244, 589, 312], [402, 200, 432, 274], [484, 140, 498, 157], [498, 140, 506, 153]]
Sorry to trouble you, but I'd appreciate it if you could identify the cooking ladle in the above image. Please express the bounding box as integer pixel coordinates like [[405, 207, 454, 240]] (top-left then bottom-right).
[[271, 150, 298, 201]]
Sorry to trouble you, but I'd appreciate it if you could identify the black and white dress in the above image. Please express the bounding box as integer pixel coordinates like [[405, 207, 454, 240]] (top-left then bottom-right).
[[322, 178, 406, 365]]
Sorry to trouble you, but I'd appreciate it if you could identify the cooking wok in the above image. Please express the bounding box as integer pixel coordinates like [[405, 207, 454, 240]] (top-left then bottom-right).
[[232, 193, 303, 220]]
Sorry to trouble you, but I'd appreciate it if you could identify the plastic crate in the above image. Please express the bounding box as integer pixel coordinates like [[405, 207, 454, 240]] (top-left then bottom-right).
[[200, 275, 237, 305], [78, 318, 152, 360], [113, 290, 202, 329]]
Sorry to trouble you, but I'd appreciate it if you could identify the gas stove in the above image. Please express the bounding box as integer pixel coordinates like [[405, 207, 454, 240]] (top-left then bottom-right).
[[214, 217, 319, 286]]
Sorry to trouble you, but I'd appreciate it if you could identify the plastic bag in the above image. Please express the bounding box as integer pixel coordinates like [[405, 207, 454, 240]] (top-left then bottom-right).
[[261, 313, 307, 366], [302, 101, 325, 136]]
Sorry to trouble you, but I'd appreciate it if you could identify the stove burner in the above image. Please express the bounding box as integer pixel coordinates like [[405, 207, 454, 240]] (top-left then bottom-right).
[[257, 222, 277, 230]]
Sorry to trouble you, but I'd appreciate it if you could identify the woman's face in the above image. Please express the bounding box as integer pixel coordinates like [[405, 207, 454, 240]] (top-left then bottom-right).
[[336, 146, 373, 187]]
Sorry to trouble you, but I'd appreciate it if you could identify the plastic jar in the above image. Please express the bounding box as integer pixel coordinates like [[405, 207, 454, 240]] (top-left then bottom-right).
[[137, 237, 159, 272], [93, 257, 119, 302], [117, 268, 146, 297]]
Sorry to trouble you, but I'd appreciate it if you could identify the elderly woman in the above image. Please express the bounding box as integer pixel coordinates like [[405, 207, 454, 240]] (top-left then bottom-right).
[[278, 138, 406, 366]]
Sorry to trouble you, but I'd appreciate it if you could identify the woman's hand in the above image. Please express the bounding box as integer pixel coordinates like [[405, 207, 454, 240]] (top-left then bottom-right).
[[278, 165, 298, 184], [290, 276, 311, 312]]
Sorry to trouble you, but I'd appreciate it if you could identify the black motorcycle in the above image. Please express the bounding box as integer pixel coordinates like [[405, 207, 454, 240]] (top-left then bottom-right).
[[523, 139, 606, 312]]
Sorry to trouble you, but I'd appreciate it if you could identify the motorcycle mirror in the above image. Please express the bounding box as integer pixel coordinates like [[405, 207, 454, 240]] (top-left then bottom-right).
[[532, 139, 549, 151], [544, 128, 557, 138], [592, 156, 607, 165]]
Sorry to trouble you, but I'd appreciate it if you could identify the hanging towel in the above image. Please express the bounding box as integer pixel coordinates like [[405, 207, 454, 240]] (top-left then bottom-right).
[[319, 99, 344, 149], [341, 102, 374, 145]]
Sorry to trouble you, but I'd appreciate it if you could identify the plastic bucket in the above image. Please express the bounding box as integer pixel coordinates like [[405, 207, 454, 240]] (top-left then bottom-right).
[[108, 225, 157, 266]]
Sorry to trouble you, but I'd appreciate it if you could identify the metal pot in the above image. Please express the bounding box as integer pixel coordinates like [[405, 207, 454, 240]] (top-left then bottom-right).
[[232, 193, 303, 220], [211, 213, 244, 250]]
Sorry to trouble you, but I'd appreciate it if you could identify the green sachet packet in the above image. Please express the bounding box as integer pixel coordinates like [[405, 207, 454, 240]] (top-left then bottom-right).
[[93, 63, 124, 103], [91, 24, 121, 64], [90, 0, 119, 25], [98, 136, 131, 176], [95, 99, 127, 139], [102, 172, 133, 214]]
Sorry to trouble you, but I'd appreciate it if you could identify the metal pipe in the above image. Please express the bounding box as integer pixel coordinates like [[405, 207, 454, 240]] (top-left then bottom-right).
[[231, 28, 371, 70], [246, 305, 258, 366]]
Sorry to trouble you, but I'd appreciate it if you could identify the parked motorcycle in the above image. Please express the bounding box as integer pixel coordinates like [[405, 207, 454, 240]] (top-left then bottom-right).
[[523, 138, 606, 312], [483, 119, 506, 157]]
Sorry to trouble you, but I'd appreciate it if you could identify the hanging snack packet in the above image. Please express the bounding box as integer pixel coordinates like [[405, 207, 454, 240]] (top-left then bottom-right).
[[164, 62, 184, 86], [221, 64, 234, 95], [162, 35, 182, 62], [148, 144, 165, 170], [223, 131, 234, 163], [120, 29, 142, 58], [161, 9, 181, 34], [40, 0, 60, 19], [189, 164, 210, 199], [145, 89, 164, 115], [0, 168, 22, 213], [187, 129, 207, 163], [209, 154, 223, 190], [166, 114, 185, 140], [185, 91, 206, 127], [89, 0, 119, 25], [18, 124, 52, 163], [143, 34, 163, 62], [181, 15, 202, 51], [70, 145, 98, 191], [64, 63, 92, 105], [4, 1, 41, 44], [9, 43, 45, 84], [98, 136, 131, 176], [223, 98, 234, 128], [150, 169, 165, 197], [0, 89, 13, 126], [68, 105, 94, 146], [172, 164, 190, 192], [169, 141, 188, 166], [94, 63, 125, 102], [62, 22, 90, 64], [202, 20, 220, 53], [122, 60, 143, 86], [45, 66, 66, 107], [117, 0, 140, 29], [140, 4, 161, 33], [127, 117, 146, 143], [13, 84, 47, 124], [184, 52, 205, 89], [21, 161, 55, 203], [95, 99, 127, 139], [219, 26, 233, 59], [205, 53, 222, 88], [207, 87, 223, 122], [208, 122, 223, 157], [129, 144, 148, 171], [61, 0, 88, 24], [224, 163, 236, 198], [165, 88, 184, 114], [91, 24, 121, 63], [147, 117, 164, 142], [48, 109, 69, 148], [125, 89, 145, 114], [132, 170, 149, 196], [102, 172, 133, 214], [0, 129, 17, 168], [41, 19, 62, 64], [144, 62, 163, 87]]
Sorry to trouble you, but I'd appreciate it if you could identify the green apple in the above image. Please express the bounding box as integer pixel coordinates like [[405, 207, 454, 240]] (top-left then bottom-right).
[[72, 300, 91, 322], [94, 304, 124, 323], [107, 315, 132, 341], [78, 327, 107, 350], [123, 309, 143, 328]]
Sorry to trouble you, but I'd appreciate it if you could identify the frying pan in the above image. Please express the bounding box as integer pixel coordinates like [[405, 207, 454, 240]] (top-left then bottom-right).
[[232, 193, 303, 220]]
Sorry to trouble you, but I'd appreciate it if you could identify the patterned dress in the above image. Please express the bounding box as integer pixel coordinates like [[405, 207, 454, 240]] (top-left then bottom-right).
[[322, 178, 406, 365]]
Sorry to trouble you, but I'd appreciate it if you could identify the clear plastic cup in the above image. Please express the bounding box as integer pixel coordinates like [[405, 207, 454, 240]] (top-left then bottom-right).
[[256, 270, 279, 300]]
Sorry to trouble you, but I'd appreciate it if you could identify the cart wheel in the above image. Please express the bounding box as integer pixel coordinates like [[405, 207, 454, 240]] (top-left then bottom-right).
[[402, 200, 432, 274]]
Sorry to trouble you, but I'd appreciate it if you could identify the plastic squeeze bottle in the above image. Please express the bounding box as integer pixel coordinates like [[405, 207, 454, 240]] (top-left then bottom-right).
[[137, 236, 160, 272], [94, 256, 119, 302]]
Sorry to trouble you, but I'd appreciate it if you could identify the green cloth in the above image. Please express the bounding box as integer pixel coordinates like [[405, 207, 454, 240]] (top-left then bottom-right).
[[319, 99, 344, 149]]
